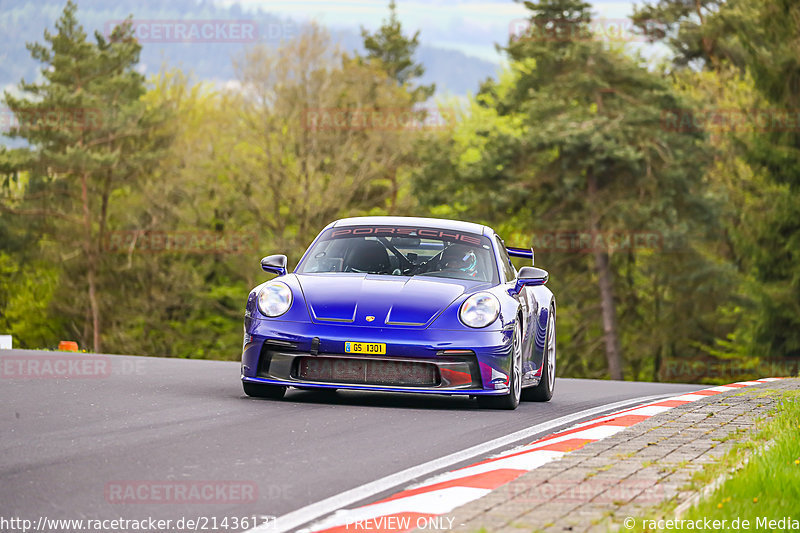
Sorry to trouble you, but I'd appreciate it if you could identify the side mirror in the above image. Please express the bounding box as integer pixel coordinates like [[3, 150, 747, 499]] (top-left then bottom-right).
[[515, 266, 548, 291], [261, 254, 288, 276]]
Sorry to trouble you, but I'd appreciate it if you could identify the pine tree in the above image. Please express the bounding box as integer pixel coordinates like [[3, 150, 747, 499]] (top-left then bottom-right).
[[358, 1, 435, 213], [415, 0, 713, 379], [1, 1, 172, 352], [631, 0, 744, 69], [360, 0, 434, 103], [633, 0, 800, 357], [723, 0, 800, 356]]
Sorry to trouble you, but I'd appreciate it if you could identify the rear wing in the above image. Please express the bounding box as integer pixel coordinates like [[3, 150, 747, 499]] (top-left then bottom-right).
[[507, 246, 534, 264]]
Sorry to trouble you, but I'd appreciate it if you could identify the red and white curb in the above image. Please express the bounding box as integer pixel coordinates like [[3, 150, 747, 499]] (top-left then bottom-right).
[[302, 379, 782, 533]]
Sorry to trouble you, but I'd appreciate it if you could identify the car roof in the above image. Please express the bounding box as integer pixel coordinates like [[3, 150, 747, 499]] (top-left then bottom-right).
[[330, 216, 491, 236]]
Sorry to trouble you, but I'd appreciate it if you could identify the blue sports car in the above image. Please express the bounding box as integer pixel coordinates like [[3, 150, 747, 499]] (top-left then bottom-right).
[[241, 216, 556, 409]]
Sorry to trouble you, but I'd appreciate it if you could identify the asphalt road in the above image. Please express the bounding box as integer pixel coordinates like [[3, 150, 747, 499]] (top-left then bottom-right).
[[0, 350, 703, 530]]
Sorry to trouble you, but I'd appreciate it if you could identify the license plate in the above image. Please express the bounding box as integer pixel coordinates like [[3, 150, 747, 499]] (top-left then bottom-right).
[[344, 341, 386, 354]]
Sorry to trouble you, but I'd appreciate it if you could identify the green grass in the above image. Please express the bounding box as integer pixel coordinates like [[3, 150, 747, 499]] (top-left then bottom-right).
[[664, 389, 800, 530], [622, 386, 800, 533]]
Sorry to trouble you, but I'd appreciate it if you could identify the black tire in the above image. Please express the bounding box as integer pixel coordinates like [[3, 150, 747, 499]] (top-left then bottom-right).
[[522, 304, 555, 402], [477, 321, 522, 410], [243, 381, 287, 399]]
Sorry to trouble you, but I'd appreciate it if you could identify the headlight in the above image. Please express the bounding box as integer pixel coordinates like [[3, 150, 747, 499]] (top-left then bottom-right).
[[459, 293, 500, 328], [257, 282, 293, 317]]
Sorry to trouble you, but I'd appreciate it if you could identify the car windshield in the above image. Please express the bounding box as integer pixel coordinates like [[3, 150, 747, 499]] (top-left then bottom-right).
[[297, 226, 498, 283]]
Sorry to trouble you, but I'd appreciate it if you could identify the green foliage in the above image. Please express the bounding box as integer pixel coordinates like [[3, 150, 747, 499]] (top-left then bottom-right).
[[0, 0, 797, 377], [2, 17, 431, 360], [360, 0, 434, 103], [631, 0, 746, 69], [0, 252, 67, 348], [636, 0, 800, 358], [667, 390, 800, 525], [1, 1, 173, 352], [726, 0, 800, 357], [415, 0, 722, 380]]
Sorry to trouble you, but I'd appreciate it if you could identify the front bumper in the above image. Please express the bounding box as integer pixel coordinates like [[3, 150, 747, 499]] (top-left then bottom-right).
[[241, 317, 514, 395]]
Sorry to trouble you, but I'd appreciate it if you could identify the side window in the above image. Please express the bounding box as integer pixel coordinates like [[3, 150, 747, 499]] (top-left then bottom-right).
[[495, 236, 516, 282]]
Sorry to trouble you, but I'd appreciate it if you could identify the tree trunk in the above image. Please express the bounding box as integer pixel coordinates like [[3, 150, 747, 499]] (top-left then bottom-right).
[[88, 265, 101, 353], [653, 280, 662, 382], [81, 171, 101, 353], [389, 168, 398, 214], [592, 246, 623, 380], [694, 0, 717, 67], [587, 170, 623, 380]]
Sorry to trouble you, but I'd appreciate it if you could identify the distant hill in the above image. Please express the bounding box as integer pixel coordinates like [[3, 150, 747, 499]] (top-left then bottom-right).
[[0, 0, 499, 97]]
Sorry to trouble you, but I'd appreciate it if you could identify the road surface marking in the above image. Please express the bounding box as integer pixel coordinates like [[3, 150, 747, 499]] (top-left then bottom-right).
[[243, 392, 685, 533], [288, 379, 780, 533]]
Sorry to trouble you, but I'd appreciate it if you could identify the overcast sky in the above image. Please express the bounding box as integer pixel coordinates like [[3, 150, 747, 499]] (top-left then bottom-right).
[[215, 0, 654, 63]]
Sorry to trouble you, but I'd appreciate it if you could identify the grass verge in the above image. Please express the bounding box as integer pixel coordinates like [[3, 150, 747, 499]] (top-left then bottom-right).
[[673, 390, 800, 525], [629, 386, 800, 532]]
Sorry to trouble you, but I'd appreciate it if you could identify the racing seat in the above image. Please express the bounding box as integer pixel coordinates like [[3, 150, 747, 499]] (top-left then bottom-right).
[[345, 239, 391, 274]]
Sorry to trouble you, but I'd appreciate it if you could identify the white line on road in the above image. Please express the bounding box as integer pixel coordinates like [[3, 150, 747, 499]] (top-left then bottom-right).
[[245, 392, 682, 533]]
